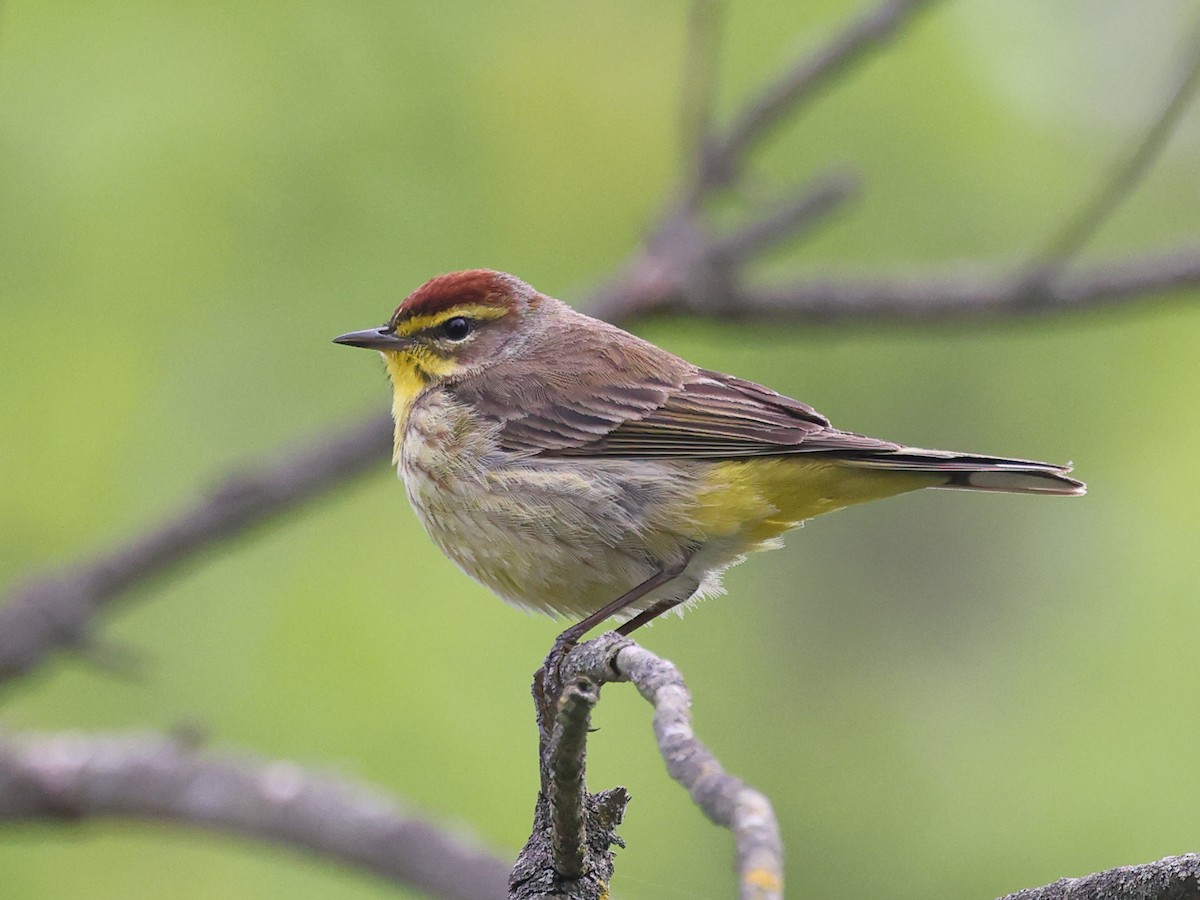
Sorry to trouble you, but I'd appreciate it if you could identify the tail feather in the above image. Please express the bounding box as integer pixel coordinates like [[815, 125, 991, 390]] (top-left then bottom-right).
[[834, 448, 1086, 496]]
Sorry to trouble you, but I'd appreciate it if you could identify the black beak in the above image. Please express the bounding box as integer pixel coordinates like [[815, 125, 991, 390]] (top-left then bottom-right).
[[332, 327, 408, 350]]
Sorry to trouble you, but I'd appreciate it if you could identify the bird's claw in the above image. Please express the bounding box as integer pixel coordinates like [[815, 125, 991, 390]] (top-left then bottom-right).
[[533, 633, 579, 741]]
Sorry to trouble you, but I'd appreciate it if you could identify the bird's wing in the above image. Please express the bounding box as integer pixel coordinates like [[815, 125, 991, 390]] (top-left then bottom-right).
[[451, 322, 898, 459], [541, 370, 902, 458], [448, 314, 1081, 492]]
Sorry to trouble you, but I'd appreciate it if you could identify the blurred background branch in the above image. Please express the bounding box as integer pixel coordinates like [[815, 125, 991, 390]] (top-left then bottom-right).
[[1020, 14, 1200, 289], [0, 415, 393, 689], [0, 731, 509, 900]]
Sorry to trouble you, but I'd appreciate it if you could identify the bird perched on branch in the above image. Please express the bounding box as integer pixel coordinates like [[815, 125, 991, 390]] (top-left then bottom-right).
[[335, 269, 1084, 643]]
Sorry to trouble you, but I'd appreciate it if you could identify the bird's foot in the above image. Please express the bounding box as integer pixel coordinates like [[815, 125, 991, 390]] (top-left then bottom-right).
[[533, 631, 580, 743]]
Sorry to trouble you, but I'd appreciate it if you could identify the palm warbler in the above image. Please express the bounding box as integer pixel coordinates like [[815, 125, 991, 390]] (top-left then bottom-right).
[[335, 270, 1083, 640]]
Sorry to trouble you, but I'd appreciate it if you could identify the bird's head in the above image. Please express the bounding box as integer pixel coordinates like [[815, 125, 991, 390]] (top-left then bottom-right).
[[334, 269, 544, 390]]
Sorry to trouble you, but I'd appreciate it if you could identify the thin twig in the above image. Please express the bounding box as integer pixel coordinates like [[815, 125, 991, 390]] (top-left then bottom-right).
[[1023, 14, 1200, 289], [0, 730, 510, 900], [711, 170, 859, 265], [613, 643, 782, 900], [694, 0, 942, 194]]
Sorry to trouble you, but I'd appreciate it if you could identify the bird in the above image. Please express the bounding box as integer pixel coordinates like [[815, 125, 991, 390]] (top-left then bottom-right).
[[334, 269, 1084, 644]]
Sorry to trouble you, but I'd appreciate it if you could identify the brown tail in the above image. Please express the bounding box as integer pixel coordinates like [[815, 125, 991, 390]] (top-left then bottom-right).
[[835, 448, 1086, 496]]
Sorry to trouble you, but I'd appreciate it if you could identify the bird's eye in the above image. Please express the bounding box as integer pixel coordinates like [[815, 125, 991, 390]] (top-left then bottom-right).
[[440, 317, 472, 341]]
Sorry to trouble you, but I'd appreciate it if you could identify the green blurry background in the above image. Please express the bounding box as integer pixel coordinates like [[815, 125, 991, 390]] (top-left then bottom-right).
[[3, 1, 1199, 897]]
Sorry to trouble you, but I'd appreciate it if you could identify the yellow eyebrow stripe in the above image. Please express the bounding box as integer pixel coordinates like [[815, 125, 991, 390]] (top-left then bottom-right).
[[393, 304, 510, 336]]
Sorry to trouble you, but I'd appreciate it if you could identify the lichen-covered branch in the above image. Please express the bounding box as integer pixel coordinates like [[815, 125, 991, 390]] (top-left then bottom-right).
[[624, 646, 782, 898], [995, 853, 1200, 900], [527, 634, 1200, 900], [0, 730, 510, 900], [546, 676, 598, 879]]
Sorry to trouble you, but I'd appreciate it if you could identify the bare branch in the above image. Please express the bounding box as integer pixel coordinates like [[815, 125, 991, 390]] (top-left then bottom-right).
[[0, 730, 509, 900], [995, 853, 1200, 900], [524, 635, 1200, 900], [710, 170, 859, 266], [508, 786, 627, 900], [0, 414, 392, 691], [510, 650, 627, 900], [1023, 15, 1200, 288], [695, 0, 941, 193], [726, 243, 1200, 323]]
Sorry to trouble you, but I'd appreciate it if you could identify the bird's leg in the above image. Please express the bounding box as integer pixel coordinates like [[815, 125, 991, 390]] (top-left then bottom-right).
[[534, 557, 691, 738], [559, 557, 690, 648], [615, 596, 685, 635], [612, 548, 702, 635]]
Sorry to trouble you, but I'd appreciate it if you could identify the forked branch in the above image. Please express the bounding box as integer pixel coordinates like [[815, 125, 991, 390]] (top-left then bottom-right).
[[515, 634, 783, 900]]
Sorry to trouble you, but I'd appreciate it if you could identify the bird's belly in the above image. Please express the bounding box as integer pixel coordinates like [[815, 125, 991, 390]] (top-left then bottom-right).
[[401, 452, 684, 619]]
